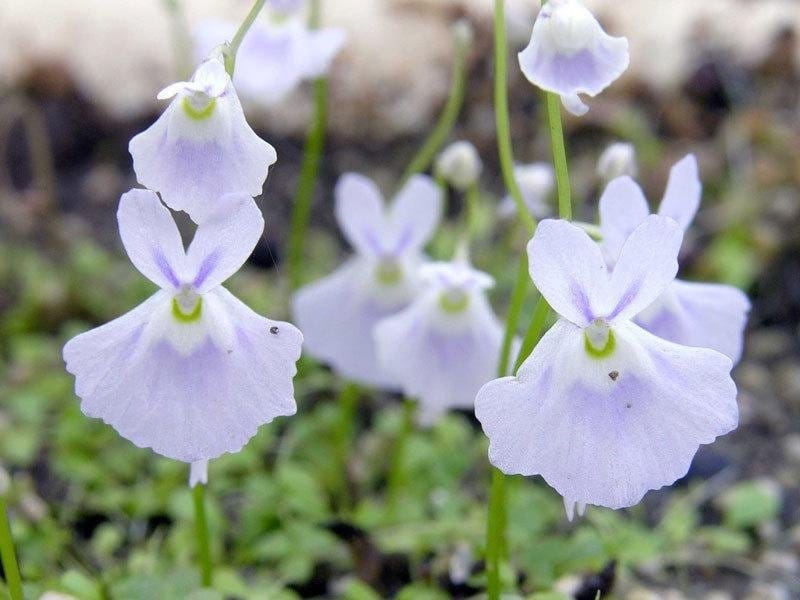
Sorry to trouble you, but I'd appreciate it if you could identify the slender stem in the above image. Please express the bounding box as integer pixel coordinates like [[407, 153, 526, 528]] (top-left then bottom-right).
[[545, 92, 572, 220], [192, 484, 213, 587], [464, 183, 481, 239], [493, 0, 535, 235], [386, 399, 415, 513], [513, 296, 550, 372], [0, 498, 23, 600], [287, 0, 328, 291], [162, 0, 193, 80], [486, 467, 507, 599], [496, 253, 529, 377], [333, 382, 360, 511], [400, 27, 469, 184], [225, 0, 268, 76]]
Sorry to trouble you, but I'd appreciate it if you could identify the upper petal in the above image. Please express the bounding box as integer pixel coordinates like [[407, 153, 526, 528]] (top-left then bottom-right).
[[186, 194, 264, 292], [605, 215, 683, 322], [117, 189, 186, 289], [475, 319, 738, 510], [598, 176, 651, 266], [527, 219, 609, 326], [388, 175, 443, 255], [299, 28, 347, 78], [636, 280, 750, 364], [334, 173, 387, 256], [658, 154, 701, 231]]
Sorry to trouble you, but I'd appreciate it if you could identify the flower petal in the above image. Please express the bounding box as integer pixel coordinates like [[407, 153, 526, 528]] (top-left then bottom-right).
[[129, 81, 276, 225], [65, 288, 301, 463], [658, 154, 701, 231], [560, 93, 589, 116], [117, 189, 186, 289], [291, 257, 417, 389], [185, 194, 264, 293], [388, 175, 443, 255], [518, 0, 629, 102], [598, 176, 650, 266], [527, 219, 609, 326], [300, 28, 347, 78], [475, 319, 738, 509], [636, 280, 750, 363], [605, 215, 682, 322], [375, 290, 505, 427], [334, 173, 387, 256]]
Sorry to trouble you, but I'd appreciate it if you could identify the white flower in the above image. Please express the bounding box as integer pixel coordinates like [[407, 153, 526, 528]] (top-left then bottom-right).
[[193, 17, 346, 107], [475, 217, 738, 515], [599, 155, 750, 362], [374, 260, 506, 426], [436, 141, 482, 191], [64, 189, 302, 463], [597, 141, 637, 182], [498, 162, 554, 219], [129, 58, 277, 224], [518, 0, 629, 116], [292, 174, 443, 388]]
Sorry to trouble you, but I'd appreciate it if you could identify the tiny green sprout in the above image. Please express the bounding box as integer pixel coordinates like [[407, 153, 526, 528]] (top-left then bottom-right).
[[172, 297, 203, 323], [182, 97, 217, 121]]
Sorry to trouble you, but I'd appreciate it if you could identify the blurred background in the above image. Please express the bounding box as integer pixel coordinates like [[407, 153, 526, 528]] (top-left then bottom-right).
[[0, 1, 799, 598]]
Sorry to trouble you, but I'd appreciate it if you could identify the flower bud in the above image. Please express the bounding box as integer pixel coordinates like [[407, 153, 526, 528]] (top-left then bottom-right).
[[451, 19, 474, 53], [597, 142, 637, 181], [436, 141, 482, 191]]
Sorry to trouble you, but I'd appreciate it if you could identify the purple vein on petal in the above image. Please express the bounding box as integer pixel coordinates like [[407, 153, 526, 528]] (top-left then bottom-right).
[[607, 279, 642, 321], [570, 281, 595, 323], [193, 250, 220, 288], [154, 248, 181, 288]]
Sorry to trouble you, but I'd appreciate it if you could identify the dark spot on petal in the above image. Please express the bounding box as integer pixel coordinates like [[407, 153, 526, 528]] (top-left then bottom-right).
[[626, 403, 632, 409], [608, 371, 619, 381], [270, 326, 279, 334]]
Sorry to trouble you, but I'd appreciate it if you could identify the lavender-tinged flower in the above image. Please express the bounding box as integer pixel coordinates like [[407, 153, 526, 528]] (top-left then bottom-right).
[[597, 141, 637, 182], [129, 58, 276, 224], [475, 217, 738, 516], [267, 0, 305, 14], [64, 189, 302, 463], [436, 141, 482, 192], [599, 155, 750, 362], [498, 162, 555, 219], [193, 17, 346, 107], [292, 174, 443, 388], [374, 260, 507, 426], [518, 0, 629, 116]]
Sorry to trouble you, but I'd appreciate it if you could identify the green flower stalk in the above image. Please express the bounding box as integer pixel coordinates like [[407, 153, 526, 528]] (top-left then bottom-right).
[[0, 476, 23, 600], [287, 0, 330, 291]]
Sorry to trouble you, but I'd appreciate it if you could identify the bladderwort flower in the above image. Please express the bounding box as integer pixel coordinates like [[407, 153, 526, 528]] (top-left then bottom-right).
[[475, 217, 739, 518], [436, 141, 483, 192], [599, 155, 750, 362], [518, 0, 629, 116], [129, 57, 277, 224], [498, 162, 555, 219], [292, 174, 443, 388], [193, 14, 346, 107], [597, 141, 637, 182], [374, 259, 507, 426], [63, 189, 302, 465]]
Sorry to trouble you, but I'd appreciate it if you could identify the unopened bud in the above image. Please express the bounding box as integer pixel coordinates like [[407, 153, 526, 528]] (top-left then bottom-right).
[[597, 142, 637, 181], [436, 141, 482, 191]]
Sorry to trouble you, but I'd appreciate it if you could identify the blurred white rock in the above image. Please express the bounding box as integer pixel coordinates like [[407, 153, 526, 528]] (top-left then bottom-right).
[[1, 0, 799, 138]]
